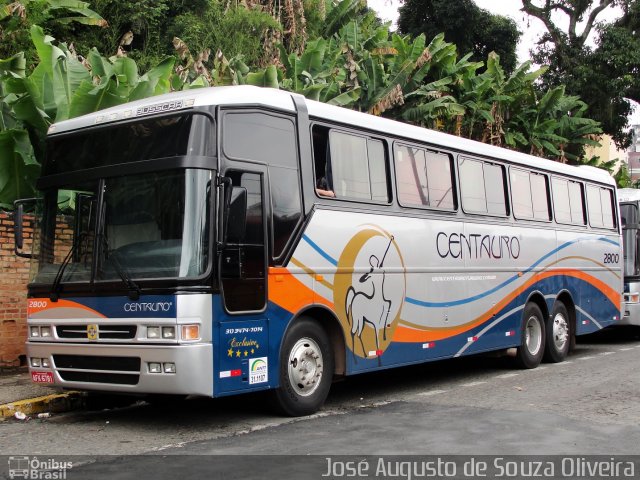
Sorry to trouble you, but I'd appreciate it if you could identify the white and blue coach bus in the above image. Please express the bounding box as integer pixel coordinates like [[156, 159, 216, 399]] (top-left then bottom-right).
[[618, 188, 640, 325], [14, 86, 622, 416]]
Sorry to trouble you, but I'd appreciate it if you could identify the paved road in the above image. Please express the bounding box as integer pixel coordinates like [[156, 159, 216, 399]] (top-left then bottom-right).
[[1, 327, 639, 478]]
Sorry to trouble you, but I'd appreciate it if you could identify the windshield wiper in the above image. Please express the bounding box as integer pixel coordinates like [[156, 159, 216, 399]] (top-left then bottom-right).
[[101, 235, 141, 300], [50, 233, 86, 302]]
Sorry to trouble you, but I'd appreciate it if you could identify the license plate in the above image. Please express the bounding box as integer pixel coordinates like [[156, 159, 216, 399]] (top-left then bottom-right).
[[31, 371, 54, 383]]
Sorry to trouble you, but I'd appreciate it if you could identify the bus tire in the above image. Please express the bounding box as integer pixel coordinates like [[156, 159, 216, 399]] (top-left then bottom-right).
[[544, 301, 570, 363], [514, 303, 545, 369], [272, 318, 334, 416]]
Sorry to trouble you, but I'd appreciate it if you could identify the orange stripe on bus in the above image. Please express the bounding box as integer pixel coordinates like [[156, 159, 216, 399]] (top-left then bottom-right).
[[392, 270, 620, 343], [27, 298, 106, 318], [268, 267, 334, 313]]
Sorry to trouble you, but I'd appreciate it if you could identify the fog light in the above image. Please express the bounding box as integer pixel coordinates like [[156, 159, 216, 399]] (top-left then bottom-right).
[[162, 326, 176, 339], [31, 357, 41, 367], [40, 326, 52, 338], [41, 358, 51, 368], [163, 363, 176, 373], [148, 362, 162, 373], [30, 326, 40, 337], [181, 324, 200, 341], [147, 326, 161, 339]]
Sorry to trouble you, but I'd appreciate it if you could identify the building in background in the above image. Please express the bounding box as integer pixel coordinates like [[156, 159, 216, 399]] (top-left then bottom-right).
[[628, 125, 640, 184]]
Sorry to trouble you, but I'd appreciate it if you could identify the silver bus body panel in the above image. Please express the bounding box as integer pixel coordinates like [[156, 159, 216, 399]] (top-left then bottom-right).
[[26, 294, 215, 396]]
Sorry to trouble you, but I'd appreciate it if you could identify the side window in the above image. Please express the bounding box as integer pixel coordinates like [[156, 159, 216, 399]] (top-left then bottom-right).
[[551, 178, 571, 223], [394, 144, 455, 210], [312, 126, 390, 202], [552, 177, 586, 225], [223, 112, 298, 168], [459, 157, 507, 215], [586, 184, 615, 229], [568, 181, 586, 224], [510, 168, 550, 220], [222, 111, 302, 260]]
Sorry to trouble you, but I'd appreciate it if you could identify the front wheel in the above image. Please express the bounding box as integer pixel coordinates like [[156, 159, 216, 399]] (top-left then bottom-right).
[[514, 303, 546, 369], [271, 318, 334, 416], [544, 301, 570, 363]]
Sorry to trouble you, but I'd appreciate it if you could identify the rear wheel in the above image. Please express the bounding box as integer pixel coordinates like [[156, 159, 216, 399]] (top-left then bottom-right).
[[514, 303, 545, 369], [271, 318, 334, 416], [544, 301, 570, 363]]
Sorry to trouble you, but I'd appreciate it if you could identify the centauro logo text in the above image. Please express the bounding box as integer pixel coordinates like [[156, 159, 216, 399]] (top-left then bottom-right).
[[436, 232, 521, 260], [123, 302, 173, 312]]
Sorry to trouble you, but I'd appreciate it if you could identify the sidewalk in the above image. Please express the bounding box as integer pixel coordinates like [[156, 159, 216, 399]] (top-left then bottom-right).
[[0, 368, 85, 419]]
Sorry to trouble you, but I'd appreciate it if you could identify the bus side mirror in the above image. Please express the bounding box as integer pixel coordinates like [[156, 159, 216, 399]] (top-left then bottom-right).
[[13, 198, 38, 259], [225, 187, 247, 244]]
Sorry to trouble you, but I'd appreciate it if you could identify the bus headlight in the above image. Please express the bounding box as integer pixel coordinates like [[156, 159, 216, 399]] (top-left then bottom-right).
[[40, 326, 52, 338], [31, 357, 41, 367], [30, 326, 40, 338], [147, 326, 161, 339], [162, 326, 176, 339], [148, 362, 162, 373], [627, 293, 640, 303]]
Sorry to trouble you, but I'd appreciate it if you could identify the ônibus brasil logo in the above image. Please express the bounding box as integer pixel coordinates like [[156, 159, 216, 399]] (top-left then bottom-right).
[[8, 456, 72, 479]]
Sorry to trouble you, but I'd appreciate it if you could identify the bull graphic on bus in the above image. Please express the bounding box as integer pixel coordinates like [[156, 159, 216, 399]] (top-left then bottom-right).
[[334, 227, 406, 361]]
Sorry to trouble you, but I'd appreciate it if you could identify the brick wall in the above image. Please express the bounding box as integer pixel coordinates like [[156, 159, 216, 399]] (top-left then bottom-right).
[[0, 211, 32, 368]]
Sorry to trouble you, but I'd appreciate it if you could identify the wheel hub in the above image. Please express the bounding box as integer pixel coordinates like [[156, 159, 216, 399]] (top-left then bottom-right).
[[552, 313, 569, 351], [525, 315, 542, 356], [288, 338, 323, 397]]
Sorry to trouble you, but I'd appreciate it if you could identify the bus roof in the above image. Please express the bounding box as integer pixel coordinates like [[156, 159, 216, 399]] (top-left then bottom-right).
[[49, 85, 615, 186]]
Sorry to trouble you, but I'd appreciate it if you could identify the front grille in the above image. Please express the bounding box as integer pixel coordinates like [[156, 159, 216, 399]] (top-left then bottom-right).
[[58, 371, 139, 385], [56, 325, 137, 339], [53, 355, 140, 371], [53, 354, 140, 385]]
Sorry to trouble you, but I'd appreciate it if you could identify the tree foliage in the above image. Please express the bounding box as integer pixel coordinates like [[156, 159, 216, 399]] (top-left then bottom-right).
[[0, 0, 620, 208], [397, 0, 521, 74], [521, 0, 637, 148]]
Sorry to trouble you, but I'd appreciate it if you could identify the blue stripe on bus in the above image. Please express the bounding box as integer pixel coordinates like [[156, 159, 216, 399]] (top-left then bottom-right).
[[406, 274, 520, 308], [406, 236, 619, 307], [302, 233, 618, 308], [302, 234, 338, 266]]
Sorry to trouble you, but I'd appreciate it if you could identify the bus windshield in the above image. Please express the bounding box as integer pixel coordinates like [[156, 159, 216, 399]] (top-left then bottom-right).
[[31, 112, 215, 288], [621, 203, 639, 277], [33, 169, 212, 286]]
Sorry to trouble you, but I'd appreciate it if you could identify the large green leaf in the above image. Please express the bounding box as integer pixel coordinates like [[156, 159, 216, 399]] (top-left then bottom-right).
[[0, 129, 40, 207], [246, 66, 279, 89], [30, 26, 91, 122], [0, 53, 26, 78]]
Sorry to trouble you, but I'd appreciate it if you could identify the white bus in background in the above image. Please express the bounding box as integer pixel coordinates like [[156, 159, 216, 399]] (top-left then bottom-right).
[[618, 188, 640, 325]]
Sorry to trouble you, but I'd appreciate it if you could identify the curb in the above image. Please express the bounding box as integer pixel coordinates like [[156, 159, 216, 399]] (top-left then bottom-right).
[[0, 391, 86, 419]]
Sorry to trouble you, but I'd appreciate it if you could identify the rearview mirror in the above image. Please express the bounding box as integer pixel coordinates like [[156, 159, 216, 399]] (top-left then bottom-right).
[[13, 198, 38, 259]]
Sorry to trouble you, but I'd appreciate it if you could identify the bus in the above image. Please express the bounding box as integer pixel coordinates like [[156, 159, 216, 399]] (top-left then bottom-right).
[[618, 188, 640, 325], [14, 86, 622, 416]]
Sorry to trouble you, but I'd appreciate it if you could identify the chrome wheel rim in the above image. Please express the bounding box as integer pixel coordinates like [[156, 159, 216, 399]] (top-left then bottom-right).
[[288, 337, 323, 397], [552, 312, 569, 352], [525, 315, 542, 356]]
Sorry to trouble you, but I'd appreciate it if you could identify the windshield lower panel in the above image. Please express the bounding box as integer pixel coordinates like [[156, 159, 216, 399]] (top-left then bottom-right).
[[32, 169, 213, 287]]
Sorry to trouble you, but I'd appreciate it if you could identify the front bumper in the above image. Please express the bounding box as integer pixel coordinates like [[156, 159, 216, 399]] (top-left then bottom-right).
[[27, 342, 214, 397]]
